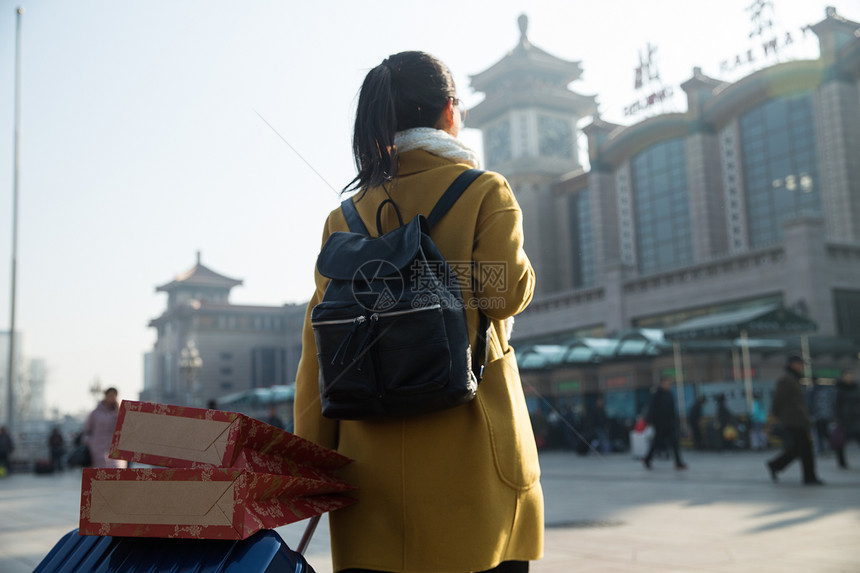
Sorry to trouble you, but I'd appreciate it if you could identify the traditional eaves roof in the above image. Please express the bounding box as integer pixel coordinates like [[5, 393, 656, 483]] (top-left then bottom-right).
[[680, 67, 727, 93], [809, 6, 860, 38], [469, 14, 585, 93], [155, 252, 243, 293]]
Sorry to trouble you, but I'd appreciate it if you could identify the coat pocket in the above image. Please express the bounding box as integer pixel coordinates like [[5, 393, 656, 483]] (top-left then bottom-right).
[[478, 345, 540, 489]]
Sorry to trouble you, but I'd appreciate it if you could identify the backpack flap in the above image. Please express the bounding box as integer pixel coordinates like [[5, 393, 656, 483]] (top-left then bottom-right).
[[316, 216, 428, 280]]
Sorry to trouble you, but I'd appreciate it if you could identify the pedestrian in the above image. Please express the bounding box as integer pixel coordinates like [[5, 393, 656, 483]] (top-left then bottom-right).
[[530, 408, 548, 450], [642, 377, 687, 470], [82, 387, 126, 469], [587, 395, 611, 454], [750, 391, 769, 451], [716, 394, 733, 450], [0, 426, 14, 475], [48, 427, 66, 472], [263, 406, 284, 430], [810, 376, 835, 454], [687, 395, 706, 450], [833, 369, 860, 469], [766, 356, 823, 485], [293, 51, 542, 572]]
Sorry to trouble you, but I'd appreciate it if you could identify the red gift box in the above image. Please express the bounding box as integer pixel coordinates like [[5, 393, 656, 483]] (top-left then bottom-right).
[[80, 467, 355, 539], [80, 401, 355, 540], [110, 401, 350, 482]]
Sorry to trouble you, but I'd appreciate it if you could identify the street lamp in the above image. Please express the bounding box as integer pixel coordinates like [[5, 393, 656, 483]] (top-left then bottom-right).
[[179, 340, 202, 407], [88, 377, 102, 403]]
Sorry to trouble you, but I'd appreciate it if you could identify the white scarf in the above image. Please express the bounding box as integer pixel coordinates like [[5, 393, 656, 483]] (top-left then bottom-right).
[[394, 127, 482, 169]]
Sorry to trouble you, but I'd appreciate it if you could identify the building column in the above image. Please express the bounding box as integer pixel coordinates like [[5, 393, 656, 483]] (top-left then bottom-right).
[[589, 170, 620, 278], [512, 175, 562, 295], [686, 132, 728, 260], [554, 192, 574, 292], [719, 120, 750, 254], [814, 80, 860, 243], [602, 263, 628, 335], [781, 217, 834, 334]]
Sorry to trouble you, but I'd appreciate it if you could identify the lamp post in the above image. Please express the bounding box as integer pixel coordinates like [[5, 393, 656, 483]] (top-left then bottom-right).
[[179, 340, 202, 407], [6, 7, 24, 432], [88, 377, 102, 403]]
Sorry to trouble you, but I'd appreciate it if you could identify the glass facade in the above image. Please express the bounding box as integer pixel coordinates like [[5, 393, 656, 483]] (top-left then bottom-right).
[[631, 138, 693, 274], [833, 289, 860, 344], [739, 92, 820, 248], [568, 188, 595, 288]]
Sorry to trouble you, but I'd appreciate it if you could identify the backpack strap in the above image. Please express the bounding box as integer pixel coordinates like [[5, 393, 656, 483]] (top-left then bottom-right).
[[427, 169, 484, 229], [342, 169, 483, 235], [426, 168, 489, 383], [340, 196, 370, 236]]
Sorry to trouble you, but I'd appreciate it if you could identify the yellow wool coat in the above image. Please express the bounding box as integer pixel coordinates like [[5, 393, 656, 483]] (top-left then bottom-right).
[[294, 149, 543, 573]]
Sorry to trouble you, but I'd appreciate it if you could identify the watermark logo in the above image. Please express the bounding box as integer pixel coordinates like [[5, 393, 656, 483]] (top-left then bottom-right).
[[352, 260, 404, 311], [351, 259, 510, 312]]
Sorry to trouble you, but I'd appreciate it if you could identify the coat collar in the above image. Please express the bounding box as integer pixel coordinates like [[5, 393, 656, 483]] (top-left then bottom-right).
[[396, 149, 462, 176]]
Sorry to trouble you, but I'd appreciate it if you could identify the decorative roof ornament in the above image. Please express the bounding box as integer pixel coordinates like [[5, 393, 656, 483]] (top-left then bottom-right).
[[155, 252, 243, 293], [467, 13, 597, 128], [518, 14, 529, 47]]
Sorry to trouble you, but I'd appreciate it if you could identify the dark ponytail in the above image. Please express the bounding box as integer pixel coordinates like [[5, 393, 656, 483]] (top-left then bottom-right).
[[344, 51, 457, 193]]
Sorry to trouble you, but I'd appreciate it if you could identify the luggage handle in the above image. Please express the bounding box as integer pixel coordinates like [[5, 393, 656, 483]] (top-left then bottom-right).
[[296, 514, 321, 555]]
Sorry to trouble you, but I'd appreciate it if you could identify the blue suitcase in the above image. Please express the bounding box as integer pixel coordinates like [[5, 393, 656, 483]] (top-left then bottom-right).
[[33, 528, 316, 573]]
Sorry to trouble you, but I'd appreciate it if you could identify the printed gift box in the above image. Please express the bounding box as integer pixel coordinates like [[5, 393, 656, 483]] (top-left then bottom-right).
[[79, 400, 355, 540], [110, 401, 350, 481], [79, 467, 355, 539]]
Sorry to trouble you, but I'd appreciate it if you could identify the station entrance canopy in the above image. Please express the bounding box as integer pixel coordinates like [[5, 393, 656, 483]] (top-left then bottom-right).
[[662, 304, 817, 341], [663, 304, 817, 414]]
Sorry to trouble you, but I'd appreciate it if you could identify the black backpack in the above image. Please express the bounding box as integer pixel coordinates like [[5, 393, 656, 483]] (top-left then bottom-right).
[[311, 169, 489, 420]]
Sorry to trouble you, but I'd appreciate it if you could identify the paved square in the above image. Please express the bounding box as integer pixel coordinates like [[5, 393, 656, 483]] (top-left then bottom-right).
[[1, 450, 858, 572]]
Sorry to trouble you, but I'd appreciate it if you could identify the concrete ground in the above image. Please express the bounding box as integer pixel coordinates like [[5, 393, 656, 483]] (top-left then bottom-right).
[[1, 449, 858, 572]]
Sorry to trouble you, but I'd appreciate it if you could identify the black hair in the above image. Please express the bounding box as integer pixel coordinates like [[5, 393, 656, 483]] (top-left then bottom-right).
[[345, 51, 457, 193], [104, 387, 118, 395]]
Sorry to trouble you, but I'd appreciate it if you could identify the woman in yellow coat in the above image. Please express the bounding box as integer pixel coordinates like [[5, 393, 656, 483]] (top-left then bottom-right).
[[294, 51, 543, 573]]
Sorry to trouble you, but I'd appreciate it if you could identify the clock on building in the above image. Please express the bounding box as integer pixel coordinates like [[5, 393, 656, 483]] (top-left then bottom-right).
[[486, 120, 511, 167], [538, 115, 573, 158]]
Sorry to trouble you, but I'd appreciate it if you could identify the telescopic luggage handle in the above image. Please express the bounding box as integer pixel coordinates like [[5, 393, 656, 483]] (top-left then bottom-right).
[[296, 515, 321, 555]]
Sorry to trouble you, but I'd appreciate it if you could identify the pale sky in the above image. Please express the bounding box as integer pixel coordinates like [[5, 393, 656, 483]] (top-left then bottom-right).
[[0, 0, 851, 417]]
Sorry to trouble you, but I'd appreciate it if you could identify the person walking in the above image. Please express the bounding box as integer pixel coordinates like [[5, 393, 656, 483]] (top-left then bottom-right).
[[82, 387, 126, 469], [688, 396, 706, 450], [48, 427, 66, 472], [810, 377, 835, 454], [642, 377, 687, 470], [750, 391, 769, 451], [0, 426, 14, 474], [587, 395, 611, 454], [293, 51, 542, 573], [766, 356, 823, 485], [263, 406, 284, 430], [833, 369, 860, 469], [716, 394, 733, 450]]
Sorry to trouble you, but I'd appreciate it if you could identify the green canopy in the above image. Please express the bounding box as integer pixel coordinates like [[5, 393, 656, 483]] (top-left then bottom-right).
[[663, 304, 817, 341], [218, 384, 296, 408]]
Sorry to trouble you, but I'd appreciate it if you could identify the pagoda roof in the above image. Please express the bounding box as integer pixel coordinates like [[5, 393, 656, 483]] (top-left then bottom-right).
[[156, 252, 243, 293], [680, 67, 727, 93], [808, 6, 860, 38], [470, 14, 585, 93]]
